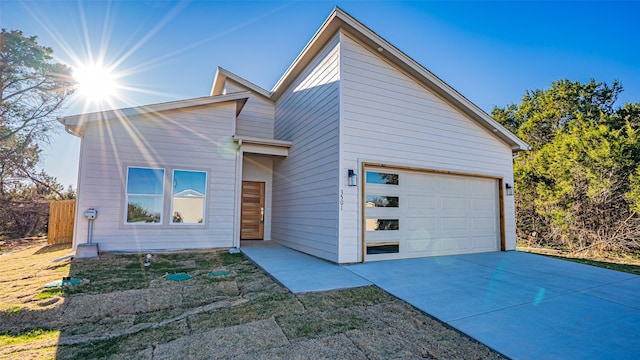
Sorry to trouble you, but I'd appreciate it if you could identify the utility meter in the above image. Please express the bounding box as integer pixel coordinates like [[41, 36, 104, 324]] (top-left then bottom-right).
[[84, 208, 98, 220]]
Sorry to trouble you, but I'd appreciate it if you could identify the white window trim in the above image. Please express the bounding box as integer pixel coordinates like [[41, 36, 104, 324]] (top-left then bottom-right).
[[124, 166, 165, 226], [169, 169, 208, 226]]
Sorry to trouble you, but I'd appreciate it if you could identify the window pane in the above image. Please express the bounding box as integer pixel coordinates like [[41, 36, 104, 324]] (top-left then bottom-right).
[[173, 170, 207, 194], [127, 168, 164, 195], [127, 196, 162, 223], [366, 172, 399, 185], [366, 219, 399, 231], [172, 198, 205, 223], [172, 170, 206, 224], [365, 195, 399, 207], [367, 242, 400, 254]]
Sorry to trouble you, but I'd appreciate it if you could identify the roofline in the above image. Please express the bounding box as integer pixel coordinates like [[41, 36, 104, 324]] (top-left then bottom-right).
[[59, 92, 250, 137], [211, 67, 272, 100], [233, 135, 292, 148], [270, 7, 530, 152]]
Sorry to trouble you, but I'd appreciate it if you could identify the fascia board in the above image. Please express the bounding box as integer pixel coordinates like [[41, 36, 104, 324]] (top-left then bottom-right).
[[212, 67, 272, 100], [60, 92, 250, 126]]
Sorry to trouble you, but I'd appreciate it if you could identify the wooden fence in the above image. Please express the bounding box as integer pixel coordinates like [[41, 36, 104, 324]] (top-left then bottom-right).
[[48, 200, 76, 244]]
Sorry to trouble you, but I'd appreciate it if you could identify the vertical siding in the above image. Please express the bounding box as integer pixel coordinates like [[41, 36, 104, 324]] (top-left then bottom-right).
[[73, 103, 238, 252], [339, 32, 516, 262], [272, 34, 341, 262], [223, 80, 275, 139]]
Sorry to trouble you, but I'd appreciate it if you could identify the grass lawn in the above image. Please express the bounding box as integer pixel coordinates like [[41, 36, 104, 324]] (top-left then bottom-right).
[[0, 244, 505, 359]]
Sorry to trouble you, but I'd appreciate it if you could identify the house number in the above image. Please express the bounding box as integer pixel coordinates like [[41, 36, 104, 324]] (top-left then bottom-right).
[[340, 189, 344, 211]]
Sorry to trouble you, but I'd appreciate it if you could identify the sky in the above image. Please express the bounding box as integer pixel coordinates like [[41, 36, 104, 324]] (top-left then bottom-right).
[[3, 0, 639, 188]]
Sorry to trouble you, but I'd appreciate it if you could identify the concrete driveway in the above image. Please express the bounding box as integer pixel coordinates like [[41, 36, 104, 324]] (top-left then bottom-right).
[[347, 251, 640, 359]]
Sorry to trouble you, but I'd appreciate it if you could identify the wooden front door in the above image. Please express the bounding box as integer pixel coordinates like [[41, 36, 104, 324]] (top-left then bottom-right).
[[241, 181, 265, 240]]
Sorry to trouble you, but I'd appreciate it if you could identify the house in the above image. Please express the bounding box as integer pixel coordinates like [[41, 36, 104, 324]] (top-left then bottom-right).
[[60, 7, 529, 263]]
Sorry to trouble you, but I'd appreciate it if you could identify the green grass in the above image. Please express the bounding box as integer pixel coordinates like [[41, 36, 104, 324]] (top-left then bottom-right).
[[66, 251, 237, 295], [0, 329, 60, 346], [35, 288, 65, 300]]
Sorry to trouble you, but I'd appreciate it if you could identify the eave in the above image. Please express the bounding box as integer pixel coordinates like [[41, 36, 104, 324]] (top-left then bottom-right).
[[59, 92, 250, 137]]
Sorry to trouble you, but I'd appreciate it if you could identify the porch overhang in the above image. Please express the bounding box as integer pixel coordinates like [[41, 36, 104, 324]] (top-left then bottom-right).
[[233, 135, 292, 157]]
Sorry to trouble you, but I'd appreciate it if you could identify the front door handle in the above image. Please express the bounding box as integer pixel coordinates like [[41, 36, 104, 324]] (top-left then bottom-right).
[[260, 207, 264, 224]]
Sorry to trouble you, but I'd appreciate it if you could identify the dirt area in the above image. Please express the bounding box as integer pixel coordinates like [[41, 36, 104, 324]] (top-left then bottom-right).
[[518, 246, 640, 275], [0, 236, 48, 255], [0, 245, 506, 359]]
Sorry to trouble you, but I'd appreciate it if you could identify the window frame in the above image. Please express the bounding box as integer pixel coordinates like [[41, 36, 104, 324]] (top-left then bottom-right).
[[170, 169, 208, 226], [124, 166, 165, 225], [122, 165, 209, 227]]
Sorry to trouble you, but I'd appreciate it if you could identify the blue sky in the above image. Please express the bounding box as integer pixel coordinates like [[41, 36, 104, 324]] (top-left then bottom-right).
[[3, 0, 639, 187]]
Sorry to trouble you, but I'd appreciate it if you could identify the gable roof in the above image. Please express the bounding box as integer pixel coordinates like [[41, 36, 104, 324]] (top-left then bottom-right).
[[60, 92, 249, 137], [271, 7, 529, 152], [211, 67, 272, 100]]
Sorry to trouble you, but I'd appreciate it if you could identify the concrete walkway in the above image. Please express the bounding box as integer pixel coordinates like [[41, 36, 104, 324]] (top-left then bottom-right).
[[242, 245, 640, 359], [241, 245, 371, 293]]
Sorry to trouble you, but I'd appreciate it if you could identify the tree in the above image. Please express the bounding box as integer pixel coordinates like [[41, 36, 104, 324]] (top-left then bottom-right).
[[0, 29, 76, 239], [1, 29, 75, 141], [493, 79, 640, 254]]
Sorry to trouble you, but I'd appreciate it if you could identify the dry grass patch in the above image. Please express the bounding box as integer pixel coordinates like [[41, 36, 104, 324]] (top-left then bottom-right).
[[1, 245, 507, 360], [0, 244, 72, 312]]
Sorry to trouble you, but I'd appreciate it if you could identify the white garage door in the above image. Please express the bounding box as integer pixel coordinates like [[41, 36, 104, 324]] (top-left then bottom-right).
[[364, 167, 500, 261]]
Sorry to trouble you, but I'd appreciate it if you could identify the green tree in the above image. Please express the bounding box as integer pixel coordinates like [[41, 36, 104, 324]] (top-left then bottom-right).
[[0, 29, 75, 239], [493, 79, 640, 254]]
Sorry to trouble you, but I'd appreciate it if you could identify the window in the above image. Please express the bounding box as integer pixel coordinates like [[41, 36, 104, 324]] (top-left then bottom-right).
[[365, 195, 399, 207], [124, 166, 208, 226], [366, 242, 400, 254], [125, 167, 164, 224], [171, 170, 207, 224], [366, 172, 399, 185], [366, 219, 400, 231]]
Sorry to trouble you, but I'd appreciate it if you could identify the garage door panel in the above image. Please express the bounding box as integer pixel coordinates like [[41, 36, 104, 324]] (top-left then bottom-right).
[[471, 179, 496, 193], [471, 198, 495, 211], [441, 197, 468, 210], [364, 166, 500, 261], [405, 217, 438, 230], [407, 237, 469, 253], [441, 217, 469, 231], [404, 174, 439, 188], [472, 236, 500, 250], [442, 178, 467, 193], [406, 195, 437, 209], [471, 217, 497, 229]]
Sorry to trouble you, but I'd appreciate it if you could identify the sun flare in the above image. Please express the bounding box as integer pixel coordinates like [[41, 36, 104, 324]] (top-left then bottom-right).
[[74, 63, 118, 103]]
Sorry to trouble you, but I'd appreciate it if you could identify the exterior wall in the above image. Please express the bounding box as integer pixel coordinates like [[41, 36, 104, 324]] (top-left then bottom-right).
[[73, 102, 238, 252], [339, 32, 516, 263], [223, 79, 275, 139], [272, 34, 341, 262], [242, 154, 274, 241]]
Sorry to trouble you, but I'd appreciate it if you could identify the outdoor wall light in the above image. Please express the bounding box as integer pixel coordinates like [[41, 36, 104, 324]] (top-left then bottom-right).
[[505, 183, 514, 196], [348, 169, 357, 186]]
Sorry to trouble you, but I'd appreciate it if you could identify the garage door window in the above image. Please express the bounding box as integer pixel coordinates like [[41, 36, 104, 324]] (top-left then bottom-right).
[[366, 219, 399, 231], [366, 195, 399, 207], [367, 242, 400, 254], [366, 172, 398, 185]]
